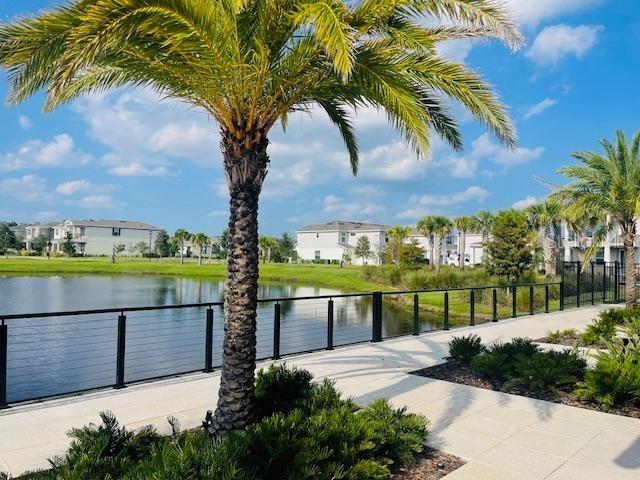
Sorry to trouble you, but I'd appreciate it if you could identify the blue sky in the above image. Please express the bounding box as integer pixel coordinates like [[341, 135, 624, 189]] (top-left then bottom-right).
[[1, 1, 639, 236]]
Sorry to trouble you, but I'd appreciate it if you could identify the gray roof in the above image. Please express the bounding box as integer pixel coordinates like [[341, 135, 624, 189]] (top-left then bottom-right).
[[26, 222, 59, 228], [64, 219, 160, 230], [298, 220, 389, 232]]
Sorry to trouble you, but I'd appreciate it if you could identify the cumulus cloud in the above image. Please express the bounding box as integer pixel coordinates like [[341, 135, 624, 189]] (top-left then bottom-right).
[[108, 163, 171, 177], [322, 194, 383, 219], [512, 196, 540, 210], [77, 195, 121, 209], [527, 24, 603, 66], [504, 0, 604, 27], [18, 115, 32, 130], [0, 134, 91, 172], [0, 175, 51, 203], [524, 98, 558, 120], [56, 180, 92, 195], [34, 211, 60, 221]]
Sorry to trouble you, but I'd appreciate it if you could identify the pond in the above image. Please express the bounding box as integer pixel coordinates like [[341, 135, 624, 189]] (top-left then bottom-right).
[[0, 275, 447, 403]]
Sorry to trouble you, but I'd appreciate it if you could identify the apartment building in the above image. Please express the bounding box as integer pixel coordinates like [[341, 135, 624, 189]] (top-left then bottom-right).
[[24, 222, 58, 250]]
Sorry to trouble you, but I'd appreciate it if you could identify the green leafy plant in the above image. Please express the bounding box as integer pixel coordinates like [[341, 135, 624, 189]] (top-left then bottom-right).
[[471, 351, 511, 381], [254, 364, 314, 419], [505, 351, 586, 392], [447, 334, 485, 365], [581, 317, 617, 345], [490, 338, 539, 358], [546, 328, 579, 342]]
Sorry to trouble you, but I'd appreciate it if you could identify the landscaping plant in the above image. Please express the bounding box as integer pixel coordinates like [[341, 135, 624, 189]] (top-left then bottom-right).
[[447, 334, 485, 366]]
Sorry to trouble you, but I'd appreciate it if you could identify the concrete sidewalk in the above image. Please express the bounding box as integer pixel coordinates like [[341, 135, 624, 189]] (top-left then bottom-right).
[[1, 306, 639, 479]]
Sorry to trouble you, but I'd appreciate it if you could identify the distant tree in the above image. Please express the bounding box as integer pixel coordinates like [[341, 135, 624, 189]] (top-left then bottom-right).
[[258, 236, 279, 263], [486, 210, 533, 282], [431, 216, 453, 271], [133, 241, 148, 257], [173, 229, 191, 264], [191, 232, 210, 266], [32, 235, 48, 255], [416, 216, 436, 267], [475, 210, 494, 248], [388, 226, 411, 264], [0, 223, 18, 258], [153, 229, 171, 259], [277, 232, 296, 262], [61, 232, 76, 258], [526, 200, 563, 276], [111, 244, 126, 263], [454, 216, 478, 269], [354, 236, 372, 265], [212, 229, 229, 259]]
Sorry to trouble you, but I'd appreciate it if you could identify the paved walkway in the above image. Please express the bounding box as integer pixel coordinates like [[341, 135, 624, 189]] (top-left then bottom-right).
[[1, 306, 639, 479]]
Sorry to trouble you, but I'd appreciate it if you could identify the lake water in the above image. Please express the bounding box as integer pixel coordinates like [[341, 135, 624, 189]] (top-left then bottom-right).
[[0, 275, 441, 403]]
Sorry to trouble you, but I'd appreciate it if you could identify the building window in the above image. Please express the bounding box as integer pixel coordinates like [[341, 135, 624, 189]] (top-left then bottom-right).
[[316, 233, 319, 238], [112, 228, 121, 236], [350, 232, 356, 236], [340, 232, 347, 243], [315, 250, 321, 261]]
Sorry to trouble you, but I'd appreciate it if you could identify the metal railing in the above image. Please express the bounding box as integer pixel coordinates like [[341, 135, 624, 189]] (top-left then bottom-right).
[[0, 278, 602, 409]]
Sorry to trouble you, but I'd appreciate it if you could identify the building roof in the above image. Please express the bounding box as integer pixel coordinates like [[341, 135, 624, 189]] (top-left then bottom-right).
[[62, 219, 160, 230], [26, 222, 60, 228], [297, 220, 389, 233]]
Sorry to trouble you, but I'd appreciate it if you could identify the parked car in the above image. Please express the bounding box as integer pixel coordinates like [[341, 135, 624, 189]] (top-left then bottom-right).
[[446, 253, 470, 267]]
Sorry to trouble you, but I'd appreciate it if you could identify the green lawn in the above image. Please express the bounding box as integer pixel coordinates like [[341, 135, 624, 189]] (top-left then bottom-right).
[[0, 256, 386, 292]]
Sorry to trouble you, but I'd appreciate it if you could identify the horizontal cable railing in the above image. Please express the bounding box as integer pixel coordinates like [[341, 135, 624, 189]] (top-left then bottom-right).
[[0, 278, 617, 408]]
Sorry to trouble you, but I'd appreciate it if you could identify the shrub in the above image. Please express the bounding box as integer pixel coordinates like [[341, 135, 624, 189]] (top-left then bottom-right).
[[575, 339, 640, 410], [471, 351, 511, 381], [447, 334, 485, 365], [405, 270, 430, 291], [505, 350, 586, 392], [490, 338, 539, 358], [385, 265, 404, 286], [546, 328, 579, 342], [581, 318, 617, 345], [254, 364, 313, 418]]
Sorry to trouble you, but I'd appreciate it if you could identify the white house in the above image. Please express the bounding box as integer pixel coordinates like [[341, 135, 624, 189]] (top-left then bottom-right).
[[24, 222, 58, 250], [50, 219, 160, 256], [561, 220, 639, 265], [409, 230, 485, 266], [296, 221, 390, 265]]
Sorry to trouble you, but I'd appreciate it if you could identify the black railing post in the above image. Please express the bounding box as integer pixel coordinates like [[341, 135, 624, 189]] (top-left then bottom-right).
[[443, 291, 450, 330], [470, 290, 475, 326], [116, 313, 126, 389], [327, 299, 334, 350], [0, 321, 7, 408], [576, 261, 582, 308], [204, 308, 213, 373], [372, 292, 383, 342], [613, 261, 619, 303], [560, 281, 565, 311], [544, 285, 550, 313], [273, 302, 281, 359], [492, 289, 498, 322], [529, 285, 534, 315], [512, 286, 517, 318], [413, 294, 420, 335], [591, 262, 595, 305]]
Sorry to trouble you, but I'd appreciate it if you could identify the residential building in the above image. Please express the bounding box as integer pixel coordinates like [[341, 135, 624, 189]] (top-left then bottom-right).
[[409, 230, 485, 266], [9, 224, 27, 248], [561, 221, 638, 265], [296, 221, 390, 265], [50, 219, 160, 256], [25, 222, 58, 250]]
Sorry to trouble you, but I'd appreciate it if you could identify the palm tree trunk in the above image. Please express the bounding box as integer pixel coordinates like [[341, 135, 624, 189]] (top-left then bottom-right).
[[180, 242, 184, 264], [543, 234, 556, 276], [210, 130, 268, 433], [199, 249, 203, 266], [459, 233, 466, 269], [435, 236, 442, 272], [624, 230, 637, 307], [429, 238, 435, 269]]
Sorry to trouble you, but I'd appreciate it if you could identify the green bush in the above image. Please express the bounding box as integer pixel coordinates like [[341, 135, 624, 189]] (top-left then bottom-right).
[[255, 364, 314, 418], [471, 351, 511, 381], [581, 318, 617, 345], [447, 334, 485, 365], [490, 338, 539, 359], [575, 339, 640, 410], [504, 350, 586, 392], [546, 328, 579, 342]]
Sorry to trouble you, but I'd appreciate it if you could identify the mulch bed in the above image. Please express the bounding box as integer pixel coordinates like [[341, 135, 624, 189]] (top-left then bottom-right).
[[392, 448, 465, 480], [534, 336, 607, 349], [410, 362, 640, 419]]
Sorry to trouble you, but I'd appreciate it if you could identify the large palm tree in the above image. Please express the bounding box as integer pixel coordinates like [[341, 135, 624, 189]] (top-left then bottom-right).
[[454, 215, 477, 268], [191, 232, 210, 266], [431, 215, 453, 270], [417, 215, 436, 267], [0, 0, 521, 431], [173, 228, 191, 265], [552, 130, 640, 307], [475, 210, 493, 249], [525, 200, 562, 276]]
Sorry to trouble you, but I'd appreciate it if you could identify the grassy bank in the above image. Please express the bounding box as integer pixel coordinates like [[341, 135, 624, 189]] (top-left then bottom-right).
[[0, 257, 386, 292]]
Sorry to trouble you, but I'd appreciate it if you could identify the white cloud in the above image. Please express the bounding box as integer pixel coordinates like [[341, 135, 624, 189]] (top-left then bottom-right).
[[419, 186, 490, 207], [524, 98, 558, 120], [504, 0, 604, 27], [56, 180, 92, 195], [34, 211, 60, 221], [0, 175, 51, 203], [77, 195, 120, 209], [350, 142, 427, 181], [512, 196, 539, 209], [208, 210, 227, 217], [108, 163, 171, 177], [437, 40, 474, 62], [322, 194, 383, 219], [18, 115, 32, 130], [0, 134, 91, 172], [527, 24, 603, 66]]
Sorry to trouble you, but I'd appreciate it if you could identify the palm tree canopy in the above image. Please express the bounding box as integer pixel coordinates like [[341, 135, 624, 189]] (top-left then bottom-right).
[[388, 225, 411, 242], [432, 215, 453, 236], [192, 232, 210, 247], [475, 210, 493, 233], [0, 0, 521, 177], [173, 228, 191, 241], [454, 215, 477, 233], [551, 129, 640, 262], [416, 216, 435, 237], [525, 200, 563, 235]]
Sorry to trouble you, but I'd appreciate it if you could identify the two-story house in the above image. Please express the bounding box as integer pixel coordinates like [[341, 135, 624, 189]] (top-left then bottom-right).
[[296, 221, 390, 265], [24, 222, 58, 250], [51, 219, 160, 256]]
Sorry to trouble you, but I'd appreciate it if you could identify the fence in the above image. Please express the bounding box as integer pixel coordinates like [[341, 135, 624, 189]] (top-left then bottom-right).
[[561, 261, 625, 308], [0, 275, 618, 408]]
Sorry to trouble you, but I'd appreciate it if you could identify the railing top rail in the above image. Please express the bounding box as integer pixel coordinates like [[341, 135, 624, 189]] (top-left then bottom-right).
[[1, 281, 561, 321]]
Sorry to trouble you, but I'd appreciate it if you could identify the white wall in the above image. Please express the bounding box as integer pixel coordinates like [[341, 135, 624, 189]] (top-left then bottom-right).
[[296, 229, 389, 265], [83, 226, 158, 256]]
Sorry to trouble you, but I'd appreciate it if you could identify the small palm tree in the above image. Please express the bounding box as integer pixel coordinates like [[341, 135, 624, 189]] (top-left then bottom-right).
[[417, 216, 436, 267], [475, 210, 494, 250], [173, 229, 191, 265], [0, 0, 521, 431], [526, 200, 563, 276], [454, 216, 477, 269], [388, 225, 412, 264], [552, 130, 640, 307], [431, 216, 453, 271], [191, 232, 210, 266]]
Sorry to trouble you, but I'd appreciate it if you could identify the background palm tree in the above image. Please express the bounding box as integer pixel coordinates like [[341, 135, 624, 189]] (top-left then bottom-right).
[[417, 216, 436, 267], [552, 130, 640, 307], [453, 215, 477, 268], [475, 210, 494, 251], [388, 225, 412, 264], [191, 232, 210, 266], [173, 229, 191, 265], [564, 212, 600, 262], [525, 200, 563, 276], [0, 0, 521, 431], [431, 216, 453, 271]]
